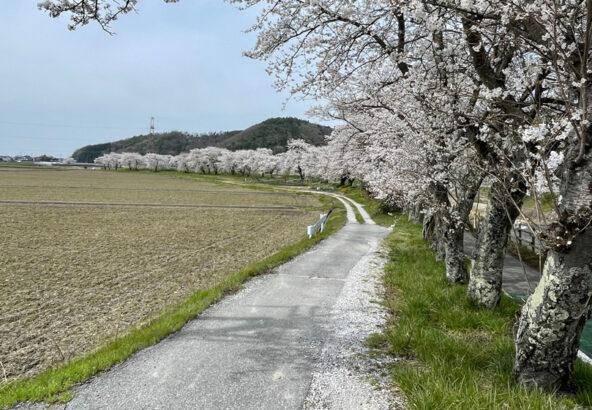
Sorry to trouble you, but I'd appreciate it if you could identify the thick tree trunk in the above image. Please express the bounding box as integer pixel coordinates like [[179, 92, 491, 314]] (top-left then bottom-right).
[[422, 183, 449, 262], [444, 169, 485, 284], [513, 237, 592, 390], [513, 145, 592, 390], [433, 216, 447, 262], [409, 203, 424, 223], [467, 176, 525, 308], [444, 224, 466, 283]]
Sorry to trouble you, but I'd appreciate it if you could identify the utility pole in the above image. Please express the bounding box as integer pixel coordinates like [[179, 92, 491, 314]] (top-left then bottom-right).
[[150, 117, 155, 134]]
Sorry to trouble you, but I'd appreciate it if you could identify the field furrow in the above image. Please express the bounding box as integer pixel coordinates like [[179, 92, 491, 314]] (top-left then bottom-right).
[[0, 169, 322, 381]]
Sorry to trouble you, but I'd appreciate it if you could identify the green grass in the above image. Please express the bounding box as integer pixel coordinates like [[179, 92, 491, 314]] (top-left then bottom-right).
[[372, 216, 592, 409], [353, 207, 365, 223], [0, 201, 346, 409], [337, 186, 396, 227], [475, 187, 555, 213], [522, 192, 556, 213]]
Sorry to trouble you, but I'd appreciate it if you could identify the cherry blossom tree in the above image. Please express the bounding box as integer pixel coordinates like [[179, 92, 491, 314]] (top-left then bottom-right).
[[233, 0, 591, 389], [120, 152, 143, 170], [144, 153, 170, 172], [94, 152, 121, 169], [39, 0, 592, 390], [285, 139, 313, 180], [171, 152, 190, 173]]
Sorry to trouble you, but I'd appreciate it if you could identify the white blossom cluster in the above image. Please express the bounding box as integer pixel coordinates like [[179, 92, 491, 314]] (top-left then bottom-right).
[[92, 142, 352, 180]]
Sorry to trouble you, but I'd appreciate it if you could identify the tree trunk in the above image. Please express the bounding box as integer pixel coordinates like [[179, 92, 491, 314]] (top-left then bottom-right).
[[513, 143, 592, 390], [433, 216, 447, 262], [297, 165, 304, 181], [444, 224, 467, 283], [423, 209, 446, 260], [513, 238, 592, 390], [444, 169, 485, 284], [423, 213, 446, 261], [408, 203, 424, 223], [467, 176, 525, 308], [432, 184, 450, 262]]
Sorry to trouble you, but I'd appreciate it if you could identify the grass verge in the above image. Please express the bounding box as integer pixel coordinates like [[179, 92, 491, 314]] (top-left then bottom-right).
[[522, 192, 556, 213], [0, 202, 346, 409], [337, 186, 396, 227], [369, 215, 592, 409]]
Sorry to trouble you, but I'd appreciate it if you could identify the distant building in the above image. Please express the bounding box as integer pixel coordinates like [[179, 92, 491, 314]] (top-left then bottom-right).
[[14, 155, 33, 162]]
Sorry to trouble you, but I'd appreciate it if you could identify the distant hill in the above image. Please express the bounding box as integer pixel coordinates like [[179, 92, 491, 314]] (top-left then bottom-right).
[[72, 118, 332, 163]]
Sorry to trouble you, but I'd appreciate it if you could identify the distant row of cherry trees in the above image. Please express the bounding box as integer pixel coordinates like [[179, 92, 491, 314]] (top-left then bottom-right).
[[90, 139, 357, 185]]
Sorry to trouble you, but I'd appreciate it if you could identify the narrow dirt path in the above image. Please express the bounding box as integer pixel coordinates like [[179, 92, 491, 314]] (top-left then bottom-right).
[[20, 195, 399, 410]]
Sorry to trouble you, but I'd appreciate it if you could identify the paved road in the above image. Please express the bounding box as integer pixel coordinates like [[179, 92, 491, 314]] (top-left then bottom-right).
[[40, 197, 390, 409]]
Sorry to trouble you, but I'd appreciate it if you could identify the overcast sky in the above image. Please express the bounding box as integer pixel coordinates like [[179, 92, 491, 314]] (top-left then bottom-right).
[[0, 1, 324, 157]]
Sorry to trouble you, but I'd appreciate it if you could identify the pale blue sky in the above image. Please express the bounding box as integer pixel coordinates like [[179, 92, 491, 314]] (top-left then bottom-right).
[[0, 1, 323, 157]]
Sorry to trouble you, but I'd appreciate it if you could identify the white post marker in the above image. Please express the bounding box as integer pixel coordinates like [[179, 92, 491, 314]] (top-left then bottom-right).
[[307, 210, 332, 238]]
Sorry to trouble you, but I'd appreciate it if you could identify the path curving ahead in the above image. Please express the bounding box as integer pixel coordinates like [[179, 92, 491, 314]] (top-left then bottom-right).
[[28, 195, 393, 410]]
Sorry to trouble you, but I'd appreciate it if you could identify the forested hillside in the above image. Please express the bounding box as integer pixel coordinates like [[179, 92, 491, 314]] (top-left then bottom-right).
[[72, 118, 331, 162]]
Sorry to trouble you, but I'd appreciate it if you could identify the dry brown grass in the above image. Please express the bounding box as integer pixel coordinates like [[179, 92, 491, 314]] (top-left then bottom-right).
[[0, 168, 322, 381]]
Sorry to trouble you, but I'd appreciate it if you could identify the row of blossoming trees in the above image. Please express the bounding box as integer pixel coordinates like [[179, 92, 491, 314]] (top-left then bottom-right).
[[92, 140, 343, 179], [43, 0, 592, 391]]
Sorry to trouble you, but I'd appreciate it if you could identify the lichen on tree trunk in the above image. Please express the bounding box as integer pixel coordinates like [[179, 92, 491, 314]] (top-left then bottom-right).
[[444, 168, 485, 284], [513, 146, 592, 390], [421, 182, 449, 262], [444, 224, 467, 283], [513, 238, 592, 390], [467, 176, 525, 308]]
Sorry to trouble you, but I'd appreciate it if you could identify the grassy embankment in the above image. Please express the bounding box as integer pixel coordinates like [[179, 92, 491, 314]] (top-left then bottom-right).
[[337, 186, 592, 406], [371, 215, 592, 408], [0, 176, 346, 409]]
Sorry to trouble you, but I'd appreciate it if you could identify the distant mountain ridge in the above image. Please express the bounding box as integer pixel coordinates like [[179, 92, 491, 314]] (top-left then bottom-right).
[[72, 117, 332, 163]]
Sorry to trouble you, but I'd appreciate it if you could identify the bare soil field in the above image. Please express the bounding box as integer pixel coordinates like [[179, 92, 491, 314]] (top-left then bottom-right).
[[0, 169, 318, 208], [0, 168, 321, 381]]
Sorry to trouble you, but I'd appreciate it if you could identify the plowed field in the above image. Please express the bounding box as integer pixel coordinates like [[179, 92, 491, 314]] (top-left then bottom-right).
[[0, 168, 321, 381]]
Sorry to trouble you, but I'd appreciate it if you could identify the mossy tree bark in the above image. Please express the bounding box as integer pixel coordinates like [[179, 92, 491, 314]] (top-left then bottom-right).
[[444, 169, 485, 284], [513, 144, 592, 390], [408, 202, 425, 223], [467, 175, 526, 308], [422, 183, 449, 262]]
